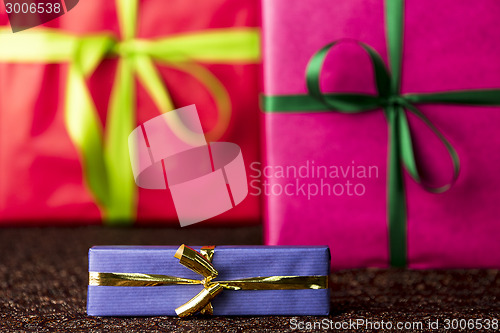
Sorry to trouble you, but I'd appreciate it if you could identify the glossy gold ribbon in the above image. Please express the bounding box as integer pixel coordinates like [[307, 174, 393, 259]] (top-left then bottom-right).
[[88, 245, 328, 317]]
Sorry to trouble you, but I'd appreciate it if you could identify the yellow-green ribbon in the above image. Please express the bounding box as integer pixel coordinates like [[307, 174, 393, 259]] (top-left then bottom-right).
[[88, 245, 328, 317], [0, 0, 260, 224]]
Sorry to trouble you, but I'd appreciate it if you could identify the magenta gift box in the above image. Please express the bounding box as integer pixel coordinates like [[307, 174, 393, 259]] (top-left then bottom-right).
[[261, 0, 500, 269]]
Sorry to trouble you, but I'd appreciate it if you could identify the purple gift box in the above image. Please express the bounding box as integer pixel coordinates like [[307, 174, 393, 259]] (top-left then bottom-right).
[[87, 245, 330, 316]]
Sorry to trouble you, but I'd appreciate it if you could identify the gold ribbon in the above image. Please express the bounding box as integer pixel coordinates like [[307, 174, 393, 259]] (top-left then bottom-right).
[[88, 245, 328, 317]]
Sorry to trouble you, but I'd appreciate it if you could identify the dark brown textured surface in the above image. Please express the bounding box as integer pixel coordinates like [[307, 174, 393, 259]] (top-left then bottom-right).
[[0, 227, 499, 332]]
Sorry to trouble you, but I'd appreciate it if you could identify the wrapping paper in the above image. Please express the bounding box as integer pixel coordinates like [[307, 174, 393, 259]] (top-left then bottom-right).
[[262, 0, 500, 268], [87, 246, 330, 316], [0, 0, 260, 226]]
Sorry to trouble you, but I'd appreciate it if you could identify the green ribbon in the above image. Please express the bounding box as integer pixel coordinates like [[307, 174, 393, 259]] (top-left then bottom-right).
[[262, 0, 500, 267], [0, 0, 259, 224]]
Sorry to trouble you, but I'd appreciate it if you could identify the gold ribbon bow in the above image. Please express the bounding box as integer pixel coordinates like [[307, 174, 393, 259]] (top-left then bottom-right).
[[89, 245, 328, 317]]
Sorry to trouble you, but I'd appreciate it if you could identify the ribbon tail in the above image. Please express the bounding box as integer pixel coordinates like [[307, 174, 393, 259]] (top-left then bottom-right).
[[175, 283, 222, 318], [103, 57, 137, 223], [386, 105, 407, 268], [64, 36, 116, 213], [402, 102, 460, 192], [199, 303, 214, 316], [65, 64, 109, 210], [134, 55, 176, 112], [397, 109, 420, 182]]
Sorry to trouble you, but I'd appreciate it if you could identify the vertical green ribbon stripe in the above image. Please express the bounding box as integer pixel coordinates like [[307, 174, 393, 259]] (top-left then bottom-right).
[[384, 0, 407, 267], [98, 0, 138, 224], [262, 0, 500, 267]]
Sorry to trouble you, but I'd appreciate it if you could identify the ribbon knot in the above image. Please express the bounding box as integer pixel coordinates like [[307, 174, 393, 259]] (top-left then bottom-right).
[[386, 95, 407, 107], [173, 245, 222, 317], [113, 39, 141, 57]]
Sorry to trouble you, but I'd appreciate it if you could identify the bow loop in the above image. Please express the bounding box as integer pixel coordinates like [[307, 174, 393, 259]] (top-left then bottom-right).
[[306, 40, 391, 113], [113, 39, 148, 58], [174, 245, 219, 279]]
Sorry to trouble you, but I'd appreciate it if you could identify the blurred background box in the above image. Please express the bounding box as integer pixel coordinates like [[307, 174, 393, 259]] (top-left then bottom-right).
[[0, 0, 261, 226]]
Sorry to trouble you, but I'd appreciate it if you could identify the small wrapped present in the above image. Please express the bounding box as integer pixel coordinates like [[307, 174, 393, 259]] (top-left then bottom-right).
[[87, 245, 330, 316], [0, 0, 260, 226], [262, 0, 500, 268]]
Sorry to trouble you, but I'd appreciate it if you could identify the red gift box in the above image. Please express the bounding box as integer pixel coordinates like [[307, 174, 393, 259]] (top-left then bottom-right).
[[0, 0, 261, 226]]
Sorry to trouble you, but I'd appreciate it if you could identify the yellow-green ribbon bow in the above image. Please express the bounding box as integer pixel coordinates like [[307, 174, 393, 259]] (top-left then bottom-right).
[[0, 0, 259, 224], [88, 245, 328, 317]]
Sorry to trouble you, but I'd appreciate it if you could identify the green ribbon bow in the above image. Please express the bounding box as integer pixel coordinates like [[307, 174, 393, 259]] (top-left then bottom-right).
[[0, 0, 259, 224], [262, 0, 500, 267]]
